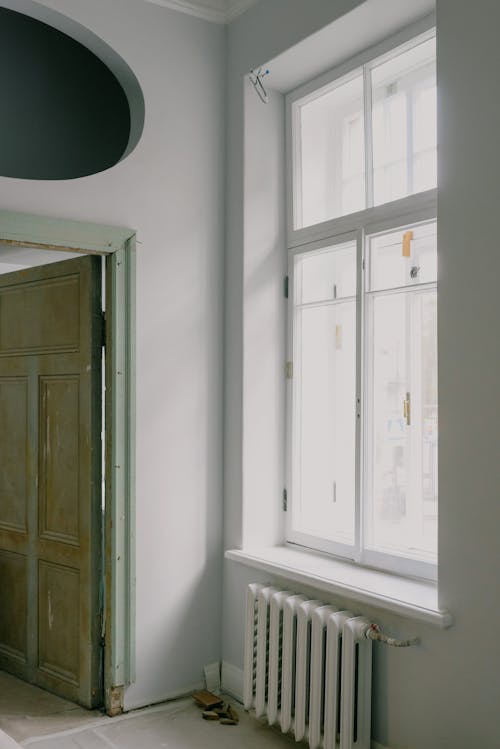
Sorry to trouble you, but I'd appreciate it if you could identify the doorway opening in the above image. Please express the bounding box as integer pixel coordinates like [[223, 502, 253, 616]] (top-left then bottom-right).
[[0, 211, 136, 718]]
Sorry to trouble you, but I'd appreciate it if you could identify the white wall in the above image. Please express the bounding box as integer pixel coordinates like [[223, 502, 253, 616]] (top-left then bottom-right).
[[223, 0, 500, 746], [241, 79, 286, 549], [0, 0, 225, 709]]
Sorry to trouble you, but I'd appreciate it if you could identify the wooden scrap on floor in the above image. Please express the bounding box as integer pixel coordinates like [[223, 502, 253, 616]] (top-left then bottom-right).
[[202, 710, 220, 720], [193, 694, 240, 727], [192, 690, 223, 710]]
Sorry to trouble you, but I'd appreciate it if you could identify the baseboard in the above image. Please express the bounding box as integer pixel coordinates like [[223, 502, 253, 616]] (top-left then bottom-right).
[[221, 661, 243, 703], [123, 680, 205, 712]]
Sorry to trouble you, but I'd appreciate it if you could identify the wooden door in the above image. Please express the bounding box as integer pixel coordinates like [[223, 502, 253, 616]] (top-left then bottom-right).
[[0, 255, 103, 707]]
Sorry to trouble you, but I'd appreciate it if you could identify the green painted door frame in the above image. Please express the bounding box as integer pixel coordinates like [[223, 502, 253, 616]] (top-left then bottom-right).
[[0, 209, 136, 715]]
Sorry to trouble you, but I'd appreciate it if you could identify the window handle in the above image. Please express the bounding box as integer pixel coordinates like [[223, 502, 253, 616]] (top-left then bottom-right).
[[403, 392, 411, 426]]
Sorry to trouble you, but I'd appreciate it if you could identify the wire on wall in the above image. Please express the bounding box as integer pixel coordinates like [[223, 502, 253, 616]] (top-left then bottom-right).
[[249, 67, 270, 103], [366, 623, 419, 647]]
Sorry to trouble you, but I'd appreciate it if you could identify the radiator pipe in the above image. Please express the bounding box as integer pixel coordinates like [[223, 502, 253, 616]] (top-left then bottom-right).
[[365, 623, 419, 647]]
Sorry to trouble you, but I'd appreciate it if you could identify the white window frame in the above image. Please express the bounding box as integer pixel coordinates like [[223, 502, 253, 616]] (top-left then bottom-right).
[[285, 19, 437, 582], [286, 17, 436, 248], [286, 229, 361, 563]]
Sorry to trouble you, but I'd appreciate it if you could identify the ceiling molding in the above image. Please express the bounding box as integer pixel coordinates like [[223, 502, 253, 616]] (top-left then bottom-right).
[[145, 0, 225, 24], [144, 0, 258, 24], [225, 0, 258, 22]]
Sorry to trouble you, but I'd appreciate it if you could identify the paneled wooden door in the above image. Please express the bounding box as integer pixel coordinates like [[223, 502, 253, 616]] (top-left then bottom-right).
[[0, 255, 103, 707]]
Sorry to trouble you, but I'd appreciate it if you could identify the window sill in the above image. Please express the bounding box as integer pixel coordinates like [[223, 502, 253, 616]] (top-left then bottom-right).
[[225, 546, 452, 628]]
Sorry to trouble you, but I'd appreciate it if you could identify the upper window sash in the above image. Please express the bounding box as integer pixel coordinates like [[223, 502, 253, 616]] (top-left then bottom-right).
[[285, 15, 436, 249]]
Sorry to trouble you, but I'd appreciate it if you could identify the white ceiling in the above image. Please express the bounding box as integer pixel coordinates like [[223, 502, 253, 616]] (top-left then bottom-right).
[[144, 0, 259, 24]]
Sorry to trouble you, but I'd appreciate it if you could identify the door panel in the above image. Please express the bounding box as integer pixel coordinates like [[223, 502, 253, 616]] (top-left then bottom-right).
[[39, 376, 80, 544], [0, 378, 28, 532], [0, 550, 27, 663], [0, 255, 102, 707], [0, 275, 80, 354], [38, 561, 80, 685]]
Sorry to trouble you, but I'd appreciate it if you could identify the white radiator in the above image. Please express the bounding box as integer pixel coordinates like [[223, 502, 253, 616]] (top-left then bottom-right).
[[243, 583, 372, 749]]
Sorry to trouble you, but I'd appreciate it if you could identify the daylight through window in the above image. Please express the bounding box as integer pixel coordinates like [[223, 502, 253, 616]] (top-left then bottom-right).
[[286, 27, 437, 579]]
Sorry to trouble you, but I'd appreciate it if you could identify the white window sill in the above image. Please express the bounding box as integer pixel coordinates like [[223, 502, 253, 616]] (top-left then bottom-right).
[[225, 546, 452, 628]]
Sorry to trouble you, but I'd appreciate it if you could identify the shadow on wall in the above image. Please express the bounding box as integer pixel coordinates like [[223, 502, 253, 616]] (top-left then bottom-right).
[[0, 4, 145, 180]]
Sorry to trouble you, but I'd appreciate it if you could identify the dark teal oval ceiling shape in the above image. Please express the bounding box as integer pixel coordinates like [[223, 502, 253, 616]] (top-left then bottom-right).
[[0, 6, 144, 180]]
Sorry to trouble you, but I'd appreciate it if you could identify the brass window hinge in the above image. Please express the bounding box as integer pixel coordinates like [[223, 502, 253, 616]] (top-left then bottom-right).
[[403, 392, 411, 426]]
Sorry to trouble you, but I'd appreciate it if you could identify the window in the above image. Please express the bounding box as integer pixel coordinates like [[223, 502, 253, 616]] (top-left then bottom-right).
[[291, 30, 436, 230], [371, 36, 436, 205], [286, 27, 437, 579]]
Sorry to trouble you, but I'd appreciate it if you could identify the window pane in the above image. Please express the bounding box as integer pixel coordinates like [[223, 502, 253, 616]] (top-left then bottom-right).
[[294, 73, 365, 229], [297, 242, 356, 304], [420, 292, 438, 542], [291, 245, 357, 545], [372, 36, 436, 205], [413, 84, 437, 193], [366, 293, 409, 553], [369, 221, 437, 292], [365, 284, 437, 562]]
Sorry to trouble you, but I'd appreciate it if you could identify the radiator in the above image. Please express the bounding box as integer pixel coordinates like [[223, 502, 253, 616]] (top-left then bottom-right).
[[243, 583, 372, 749]]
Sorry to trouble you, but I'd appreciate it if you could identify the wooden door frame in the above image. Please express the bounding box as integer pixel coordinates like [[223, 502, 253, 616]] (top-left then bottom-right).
[[0, 209, 136, 714]]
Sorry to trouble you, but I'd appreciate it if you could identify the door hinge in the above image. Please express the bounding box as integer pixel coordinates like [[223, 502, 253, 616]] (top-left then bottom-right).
[[285, 361, 293, 379], [283, 489, 288, 512], [284, 275, 289, 299]]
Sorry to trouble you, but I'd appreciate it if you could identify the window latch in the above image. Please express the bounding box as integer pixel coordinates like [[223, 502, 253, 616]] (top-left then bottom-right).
[[403, 392, 411, 426]]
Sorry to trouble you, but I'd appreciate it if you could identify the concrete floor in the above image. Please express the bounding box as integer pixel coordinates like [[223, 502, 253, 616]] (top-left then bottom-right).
[[0, 672, 102, 743], [0, 672, 297, 749]]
